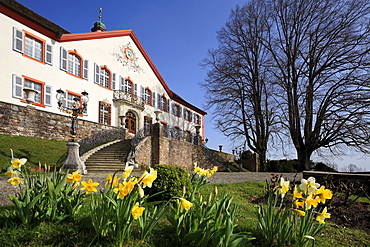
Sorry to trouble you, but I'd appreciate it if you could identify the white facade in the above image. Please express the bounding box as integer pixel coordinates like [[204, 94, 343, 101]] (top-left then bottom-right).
[[0, 1, 206, 138]]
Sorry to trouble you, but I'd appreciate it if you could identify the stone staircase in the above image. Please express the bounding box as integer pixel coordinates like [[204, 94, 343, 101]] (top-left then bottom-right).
[[83, 139, 132, 173]]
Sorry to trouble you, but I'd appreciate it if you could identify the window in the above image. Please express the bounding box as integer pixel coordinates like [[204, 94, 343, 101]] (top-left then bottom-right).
[[144, 88, 152, 105], [60, 48, 88, 79], [12, 74, 52, 107], [25, 36, 42, 61], [172, 103, 180, 117], [157, 94, 167, 111], [120, 77, 133, 94], [184, 109, 191, 121], [68, 53, 81, 77], [13, 27, 53, 65], [99, 101, 111, 125], [195, 114, 201, 125], [64, 90, 87, 115], [94, 64, 111, 89], [24, 79, 42, 104], [100, 68, 109, 88]]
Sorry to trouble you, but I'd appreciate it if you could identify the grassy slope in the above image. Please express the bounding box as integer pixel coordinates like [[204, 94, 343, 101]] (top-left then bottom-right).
[[0, 134, 67, 171]]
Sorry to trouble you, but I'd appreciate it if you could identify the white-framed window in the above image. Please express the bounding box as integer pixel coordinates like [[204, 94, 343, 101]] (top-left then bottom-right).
[[172, 103, 180, 117], [60, 47, 88, 79], [13, 27, 53, 65], [68, 53, 81, 77], [144, 88, 151, 105], [99, 101, 111, 125], [94, 63, 111, 89], [120, 77, 133, 94], [25, 36, 42, 61], [100, 68, 109, 88], [12, 74, 52, 107]]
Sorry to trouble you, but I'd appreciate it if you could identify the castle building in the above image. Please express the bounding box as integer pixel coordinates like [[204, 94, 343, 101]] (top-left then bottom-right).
[[0, 0, 206, 142]]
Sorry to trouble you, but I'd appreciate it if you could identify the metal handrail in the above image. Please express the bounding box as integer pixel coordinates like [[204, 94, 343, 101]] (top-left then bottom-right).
[[78, 128, 126, 155]]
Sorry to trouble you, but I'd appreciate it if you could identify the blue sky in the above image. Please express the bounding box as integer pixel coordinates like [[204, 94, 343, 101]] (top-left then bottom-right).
[[16, 0, 370, 171]]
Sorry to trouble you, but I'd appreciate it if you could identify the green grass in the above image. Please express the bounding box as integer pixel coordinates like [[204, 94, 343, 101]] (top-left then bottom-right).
[[1, 181, 368, 246], [0, 134, 67, 172]]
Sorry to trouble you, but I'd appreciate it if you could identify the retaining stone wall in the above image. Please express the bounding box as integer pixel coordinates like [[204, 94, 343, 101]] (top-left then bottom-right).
[[0, 101, 118, 141]]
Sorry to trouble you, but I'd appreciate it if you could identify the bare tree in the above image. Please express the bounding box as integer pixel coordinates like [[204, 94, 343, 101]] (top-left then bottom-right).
[[265, 0, 370, 170], [201, 1, 276, 171]]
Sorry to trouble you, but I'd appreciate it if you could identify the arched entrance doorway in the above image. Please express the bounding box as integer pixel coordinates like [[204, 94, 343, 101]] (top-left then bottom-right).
[[125, 111, 136, 134]]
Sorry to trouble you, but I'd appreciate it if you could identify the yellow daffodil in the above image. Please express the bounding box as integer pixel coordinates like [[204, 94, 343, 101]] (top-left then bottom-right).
[[293, 209, 306, 216], [105, 174, 119, 188], [11, 158, 27, 170], [293, 186, 303, 199], [316, 207, 330, 224], [67, 170, 83, 183], [114, 183, 131, 199], [131, 202, 145, 219], [212, 166, 218, 172], [8, 177, 21, 186], [5, 170, 15, 177], [140, 168, 157, 188], [293, 199, 305, 209], [122, 165, 134, 180], [178, 198, 193, 212], [80, 179, 99, 194], [316, 186, 333, 204], [299, 177, 320, 194], [305, 194, 319, 209], [276, 177, 290, 198]]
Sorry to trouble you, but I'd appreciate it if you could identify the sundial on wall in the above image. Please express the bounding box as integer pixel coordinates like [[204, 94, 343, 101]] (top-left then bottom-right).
[[113, 43, 144, 73]]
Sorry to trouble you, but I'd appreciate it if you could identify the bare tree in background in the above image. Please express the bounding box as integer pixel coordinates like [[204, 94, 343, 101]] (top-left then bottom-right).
[[202, 0, 370, 171], [201, 1, 275, 171], [266, 0, 370, 170]]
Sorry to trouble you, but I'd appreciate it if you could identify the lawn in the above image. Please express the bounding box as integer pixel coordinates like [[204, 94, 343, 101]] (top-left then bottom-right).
[[0, 134, 67, 172]]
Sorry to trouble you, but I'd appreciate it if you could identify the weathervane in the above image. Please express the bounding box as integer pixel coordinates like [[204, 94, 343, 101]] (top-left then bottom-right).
[[98, 8, 103, 21]]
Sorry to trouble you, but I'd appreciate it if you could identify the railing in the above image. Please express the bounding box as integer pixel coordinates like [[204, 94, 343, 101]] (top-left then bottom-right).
[[163, 126, 198, 144], [113, 90, 145, 108], [78, 128, 126, 155]]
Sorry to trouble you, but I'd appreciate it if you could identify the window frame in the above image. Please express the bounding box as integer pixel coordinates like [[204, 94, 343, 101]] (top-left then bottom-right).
[[99, 101, 111, 125], [11, 75, 52, 107], [144, 87, 152, 106]]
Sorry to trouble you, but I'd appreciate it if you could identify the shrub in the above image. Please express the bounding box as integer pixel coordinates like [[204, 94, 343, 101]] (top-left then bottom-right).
[[147, 164, 192, 202]]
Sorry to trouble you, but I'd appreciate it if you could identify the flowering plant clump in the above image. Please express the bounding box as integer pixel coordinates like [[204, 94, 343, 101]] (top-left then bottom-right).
[[89, 164, 166, 246], [258, 175, 333, 247], [189, 162, 218, 192], [5, 149, 91, 224]]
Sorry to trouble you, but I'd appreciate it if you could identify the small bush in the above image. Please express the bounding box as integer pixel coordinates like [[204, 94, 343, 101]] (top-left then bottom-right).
[[147, 164, 193, 202]]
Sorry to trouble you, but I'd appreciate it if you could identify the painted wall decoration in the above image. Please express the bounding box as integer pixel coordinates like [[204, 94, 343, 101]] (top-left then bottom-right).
[[113, 42, 144, 73]]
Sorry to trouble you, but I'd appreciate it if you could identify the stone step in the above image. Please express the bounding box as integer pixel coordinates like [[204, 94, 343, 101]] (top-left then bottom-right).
[[84, 139, 132, 173]]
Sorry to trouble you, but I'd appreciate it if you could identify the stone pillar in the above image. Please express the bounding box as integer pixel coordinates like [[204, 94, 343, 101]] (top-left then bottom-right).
[[62, 142, 87, 174], [151, 123, 161, 166]]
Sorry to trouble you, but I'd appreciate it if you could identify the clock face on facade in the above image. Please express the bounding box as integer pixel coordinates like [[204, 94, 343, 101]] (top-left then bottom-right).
[[125, 48, 135, 61]]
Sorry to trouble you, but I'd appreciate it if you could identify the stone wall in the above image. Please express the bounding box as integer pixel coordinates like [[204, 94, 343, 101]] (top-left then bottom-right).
[[0, 101, 118, 141], [134, 123, 226, 171]]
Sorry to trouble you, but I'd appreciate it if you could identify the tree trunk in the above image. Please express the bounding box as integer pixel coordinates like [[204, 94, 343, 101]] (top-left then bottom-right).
[[297, 149, 312, 171]]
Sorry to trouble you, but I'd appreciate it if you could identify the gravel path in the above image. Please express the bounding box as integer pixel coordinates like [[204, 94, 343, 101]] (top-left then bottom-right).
[[0, 172, 302, 207]]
